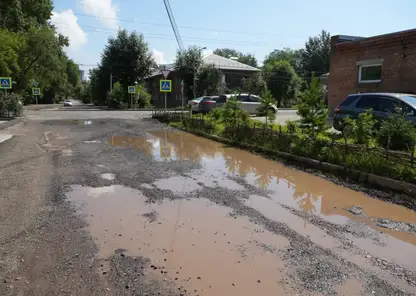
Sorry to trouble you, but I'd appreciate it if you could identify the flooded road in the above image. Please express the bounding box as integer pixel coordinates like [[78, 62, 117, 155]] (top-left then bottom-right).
[[67, 130, 416, 295]]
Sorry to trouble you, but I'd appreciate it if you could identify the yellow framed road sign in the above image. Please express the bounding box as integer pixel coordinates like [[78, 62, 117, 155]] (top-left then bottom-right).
[[160, 80, 172, 92], [0, 77, 12, 89], [32, 88, 40, 96], [128, 86, 136, 94], [160, 146, 172, 158]]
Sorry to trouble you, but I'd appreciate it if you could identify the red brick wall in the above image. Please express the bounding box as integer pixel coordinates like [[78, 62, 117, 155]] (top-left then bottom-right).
[[328, 31, 416, 115]]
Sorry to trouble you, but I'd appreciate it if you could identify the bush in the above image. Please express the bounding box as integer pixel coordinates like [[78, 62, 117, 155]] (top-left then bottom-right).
[[355, 109, 376, 145], [135, 84, 151, 108], [0, 92, 23, 117], [257, 90, 276, 124], [378, 114, 416, 151], [107, 82, 126, 109]]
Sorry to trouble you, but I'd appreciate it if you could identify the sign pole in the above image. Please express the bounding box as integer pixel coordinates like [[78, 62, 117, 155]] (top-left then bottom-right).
[[164, 92, 167, 112]]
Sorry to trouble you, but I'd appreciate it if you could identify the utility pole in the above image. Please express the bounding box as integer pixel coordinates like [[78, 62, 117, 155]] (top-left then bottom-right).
[[110, 73, 113, 92]]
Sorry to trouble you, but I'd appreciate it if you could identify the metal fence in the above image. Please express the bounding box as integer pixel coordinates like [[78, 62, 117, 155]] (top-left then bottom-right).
[[152, 111, 416, 170]]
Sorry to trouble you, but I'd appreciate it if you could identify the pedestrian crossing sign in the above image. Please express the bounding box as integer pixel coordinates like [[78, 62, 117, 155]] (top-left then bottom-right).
[[32, 88, 40, 96], [160, 80, 172, 92], [0, 77, 12, 89], [128, 86, 136, 94]]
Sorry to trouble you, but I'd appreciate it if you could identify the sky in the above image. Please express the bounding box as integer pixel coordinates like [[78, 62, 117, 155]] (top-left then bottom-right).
[[51, 0, 415, 74]]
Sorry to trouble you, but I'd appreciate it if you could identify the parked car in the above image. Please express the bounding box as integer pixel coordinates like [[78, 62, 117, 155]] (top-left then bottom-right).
[[188, 96, 219, 113], [216, 93, 278, 115], [63, 100, 73, 107], [333, 92, 416, 130]]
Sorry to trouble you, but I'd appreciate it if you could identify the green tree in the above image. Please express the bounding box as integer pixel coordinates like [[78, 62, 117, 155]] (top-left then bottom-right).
[[298, 30, 331, 78], [241, 72, 267, 95], [263, 48, 301, 72], [263, 60, 300, 107], [0, 0, 53, 32], [196, 64, 223, 96], [257, 90, 276, 125], [90, 29, 155, 107], [0, 29, 23, 76], [214, 48, 258, 67], [174, 46, 204, 99], [297, 77, 328, 136], [66, 60, 80, 88]]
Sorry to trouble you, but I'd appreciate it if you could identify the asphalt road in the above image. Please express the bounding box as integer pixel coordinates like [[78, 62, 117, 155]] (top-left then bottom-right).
[[0, 105, 415, 296], [254, 109, 300, 125]]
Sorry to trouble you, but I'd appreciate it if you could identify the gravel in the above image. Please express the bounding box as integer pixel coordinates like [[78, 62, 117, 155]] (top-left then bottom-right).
[[1, 117, 415, 295]]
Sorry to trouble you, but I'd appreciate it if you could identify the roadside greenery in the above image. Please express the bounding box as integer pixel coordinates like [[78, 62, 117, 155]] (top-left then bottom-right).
[[0, 1, 83, 108], [161, 78, 416, 184], [0, 92, 23, 118]]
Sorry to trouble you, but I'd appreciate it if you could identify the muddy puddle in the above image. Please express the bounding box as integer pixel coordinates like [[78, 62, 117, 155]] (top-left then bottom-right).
[[108, 131, 416, 248], [68, 185, 291, 295]]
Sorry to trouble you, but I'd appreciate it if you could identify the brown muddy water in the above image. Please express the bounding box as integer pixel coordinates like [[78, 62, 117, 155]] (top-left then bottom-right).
[[68, 185, 289, 295], [68, 130, 416, 294]]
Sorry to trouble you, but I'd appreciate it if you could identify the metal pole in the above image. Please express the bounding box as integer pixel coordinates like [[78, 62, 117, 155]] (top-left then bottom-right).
[[193, 68, 196, 99], [130, 94, 133, 109], [164, 92, 167, 112]]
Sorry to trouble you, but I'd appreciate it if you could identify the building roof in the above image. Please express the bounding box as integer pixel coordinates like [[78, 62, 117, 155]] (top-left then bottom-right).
[[202, 53, 260, 71], [147, 53, 259, 78], [334, 28, 416, 49]]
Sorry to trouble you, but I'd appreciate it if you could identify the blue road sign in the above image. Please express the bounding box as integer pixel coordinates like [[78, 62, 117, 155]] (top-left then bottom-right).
[[128, 86, 136, 94], [0, 77, 12, 89], [32, 88, 40, 96], [160, 80, 172, 92]]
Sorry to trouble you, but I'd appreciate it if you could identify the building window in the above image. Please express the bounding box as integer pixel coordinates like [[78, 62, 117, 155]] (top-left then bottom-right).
[[358, 64, 382, 83]]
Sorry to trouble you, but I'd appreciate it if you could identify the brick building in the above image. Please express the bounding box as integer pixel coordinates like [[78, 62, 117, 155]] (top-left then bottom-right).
[[146, 53, 260, 108], [328, 29, 416, 114]]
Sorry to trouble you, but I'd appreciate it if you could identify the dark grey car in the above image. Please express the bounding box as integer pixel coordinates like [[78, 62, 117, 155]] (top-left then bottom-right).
[[333, 93, 416, 130]]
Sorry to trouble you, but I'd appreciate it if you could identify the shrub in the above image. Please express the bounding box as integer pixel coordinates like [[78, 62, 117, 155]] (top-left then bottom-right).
[[0, 92, 23, 117], [339, 116, 357, 145], [136, 84, 151, 108], [355, 109, 376, 145], [257, 90, 276, 124], [378, 114, 416, 151], [107, 82, 126, 109], [297, 77, 328, 136]]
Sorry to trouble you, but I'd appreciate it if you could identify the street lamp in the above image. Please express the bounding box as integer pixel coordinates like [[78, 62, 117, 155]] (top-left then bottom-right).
[[193, 46, 207, 99]]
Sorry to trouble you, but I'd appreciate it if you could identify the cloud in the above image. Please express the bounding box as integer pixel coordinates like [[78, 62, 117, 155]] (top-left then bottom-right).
[[80, 0, 119, 29], [51, 10, 88, 53], [152, 49, 166, 65]]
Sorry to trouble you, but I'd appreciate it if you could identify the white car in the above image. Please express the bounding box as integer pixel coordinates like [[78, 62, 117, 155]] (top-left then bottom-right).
[[63, 100, 73, 107], [217, 94, 277, 115]]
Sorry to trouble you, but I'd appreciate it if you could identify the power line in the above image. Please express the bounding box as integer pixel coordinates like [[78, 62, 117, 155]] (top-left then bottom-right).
[[72, 12, 307, 39], [51, 22, 304, 48]]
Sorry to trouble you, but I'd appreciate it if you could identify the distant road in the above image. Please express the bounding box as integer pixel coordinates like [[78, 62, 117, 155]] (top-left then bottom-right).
[[254, 109, 300, 125]]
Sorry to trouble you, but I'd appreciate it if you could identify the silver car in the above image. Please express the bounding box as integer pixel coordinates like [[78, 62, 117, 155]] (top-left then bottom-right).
[[217, 94, 278, 115], [188, 96, 218, 113], [63, 100, 73, 107]]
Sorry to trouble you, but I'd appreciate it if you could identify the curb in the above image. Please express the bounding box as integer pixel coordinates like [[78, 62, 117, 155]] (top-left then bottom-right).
[[0, 118, 22, 131], [171, 125, 416, 197]]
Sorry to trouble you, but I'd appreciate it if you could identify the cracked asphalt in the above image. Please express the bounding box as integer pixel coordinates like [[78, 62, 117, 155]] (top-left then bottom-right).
[[0, 107, 415, 295]]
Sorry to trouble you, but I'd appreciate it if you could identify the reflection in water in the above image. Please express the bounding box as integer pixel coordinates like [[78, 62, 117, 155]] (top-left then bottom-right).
[[112, 131, 416, 246], [68, 185, 289, 296]]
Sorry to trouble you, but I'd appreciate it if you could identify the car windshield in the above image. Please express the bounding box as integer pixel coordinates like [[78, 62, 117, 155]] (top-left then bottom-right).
[[401, 96, 416, 107]]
